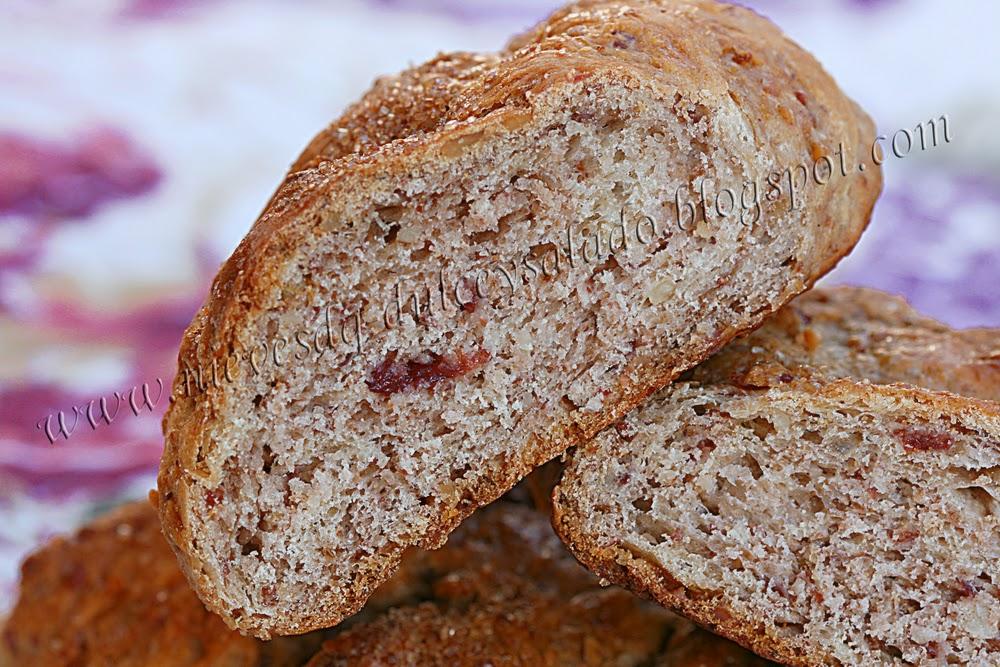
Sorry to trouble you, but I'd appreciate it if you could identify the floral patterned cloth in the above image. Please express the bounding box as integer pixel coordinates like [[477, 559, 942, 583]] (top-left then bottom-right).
[[1, 0, 998, 611]]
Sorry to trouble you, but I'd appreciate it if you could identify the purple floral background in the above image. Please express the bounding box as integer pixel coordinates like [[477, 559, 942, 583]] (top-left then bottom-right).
[[1, 0, 998, 610]]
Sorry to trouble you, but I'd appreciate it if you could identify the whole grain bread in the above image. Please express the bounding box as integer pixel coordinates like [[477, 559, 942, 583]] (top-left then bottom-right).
[[306, 500, 772, 667], [158, 0, 881, 637], [553, 287, 1000, 665]]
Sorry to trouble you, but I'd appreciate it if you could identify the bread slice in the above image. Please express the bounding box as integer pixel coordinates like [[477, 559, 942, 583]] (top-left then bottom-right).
[[553, 287, 1000, 665], [305, 499, 772, 667], [158, 0, 881, 637]]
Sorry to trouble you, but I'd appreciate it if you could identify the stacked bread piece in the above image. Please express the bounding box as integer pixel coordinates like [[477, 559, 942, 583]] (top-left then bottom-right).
[[1, 501, 326, 667], [7, 0, 998, 665]]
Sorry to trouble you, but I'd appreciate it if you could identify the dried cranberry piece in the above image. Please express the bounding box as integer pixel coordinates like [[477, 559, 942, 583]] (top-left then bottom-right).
[[366, 348, 490, 396], [205, 488, 224, 508], [894, 427, 954, 452]]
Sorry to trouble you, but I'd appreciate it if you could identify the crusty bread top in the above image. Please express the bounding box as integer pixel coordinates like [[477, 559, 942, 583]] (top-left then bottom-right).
[[307, 593, 776, 667], [1, 500, 321, 667], [306, 590, 670, 667], [289, 52, 499, 172], [187, 0, 874, 366], [686, 286, 1000, 402], [288, 0, 856, 173]]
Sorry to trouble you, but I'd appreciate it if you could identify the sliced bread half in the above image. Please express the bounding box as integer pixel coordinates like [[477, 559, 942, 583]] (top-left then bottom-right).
[[554, 287, 1000, 665], [159, 0, 881, 637]]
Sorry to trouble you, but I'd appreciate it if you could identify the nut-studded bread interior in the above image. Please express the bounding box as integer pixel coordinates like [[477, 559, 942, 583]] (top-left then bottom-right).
[[158, 0, 881, 637], [554, 288, 1000, 666]]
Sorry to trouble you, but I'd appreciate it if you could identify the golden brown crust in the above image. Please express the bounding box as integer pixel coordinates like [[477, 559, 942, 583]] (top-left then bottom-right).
[[1, 501, 322, 667], [688, 286, 1000, 402], [290, 52, 501, 173], [158, 0, 881, 638], [306, 590, 668, 667], [553, 288, 1000, 666], [308, 594, 777, 666]]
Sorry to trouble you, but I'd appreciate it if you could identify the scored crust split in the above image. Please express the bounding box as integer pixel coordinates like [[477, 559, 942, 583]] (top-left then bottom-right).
[[158, 0, 881, 638], [553, 287, 1000, 665]]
